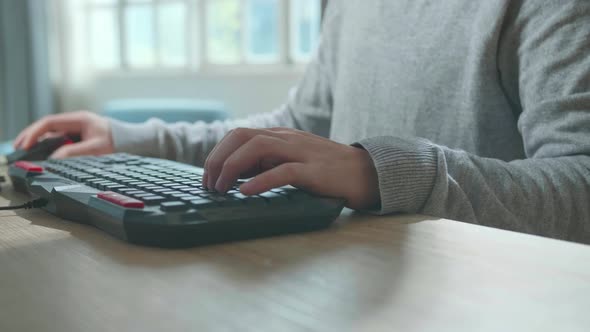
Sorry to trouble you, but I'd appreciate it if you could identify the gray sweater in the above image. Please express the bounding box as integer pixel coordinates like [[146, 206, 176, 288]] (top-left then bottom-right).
[[111, 0, 590, 243]]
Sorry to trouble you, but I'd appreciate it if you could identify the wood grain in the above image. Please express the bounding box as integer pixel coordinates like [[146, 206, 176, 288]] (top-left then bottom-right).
[[1, 175, 589, 332]]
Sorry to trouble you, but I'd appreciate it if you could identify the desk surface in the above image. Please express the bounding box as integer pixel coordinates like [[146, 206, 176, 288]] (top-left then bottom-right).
[[1, 179, 590, 332]]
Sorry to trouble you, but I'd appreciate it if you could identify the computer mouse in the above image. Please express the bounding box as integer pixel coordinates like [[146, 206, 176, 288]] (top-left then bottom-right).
[[5, 135, 81, 164]]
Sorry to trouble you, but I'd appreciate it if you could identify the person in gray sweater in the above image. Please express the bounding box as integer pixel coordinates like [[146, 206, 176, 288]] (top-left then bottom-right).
[[14, 1, 590, 243]]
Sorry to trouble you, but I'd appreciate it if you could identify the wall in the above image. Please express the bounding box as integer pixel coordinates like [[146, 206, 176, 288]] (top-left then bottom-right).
[[84, 71, 303, 118]]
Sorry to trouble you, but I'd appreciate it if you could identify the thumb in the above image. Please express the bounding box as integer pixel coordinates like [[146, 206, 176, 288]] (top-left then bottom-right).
[[50, 140, 100, 159]]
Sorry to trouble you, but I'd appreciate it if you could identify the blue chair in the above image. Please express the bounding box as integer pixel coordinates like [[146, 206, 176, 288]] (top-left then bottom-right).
[[102, 98, 229, 124], [0, 141, 13, 155]]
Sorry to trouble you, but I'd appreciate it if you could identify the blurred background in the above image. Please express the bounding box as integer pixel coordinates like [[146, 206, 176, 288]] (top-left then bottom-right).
[[0, 0, 325, 145]]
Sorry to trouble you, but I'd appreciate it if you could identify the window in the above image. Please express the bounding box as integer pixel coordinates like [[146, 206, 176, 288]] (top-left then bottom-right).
[[79, 0, 322, 71]]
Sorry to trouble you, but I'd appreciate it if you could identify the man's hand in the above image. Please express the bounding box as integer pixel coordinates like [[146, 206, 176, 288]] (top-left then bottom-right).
[[203, 127, 380, 210], [13, 111, 114, 158]]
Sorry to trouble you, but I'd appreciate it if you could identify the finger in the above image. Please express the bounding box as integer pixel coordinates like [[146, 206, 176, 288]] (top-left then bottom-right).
[[21, 113, 87, 150], [14, 124, 36, 148], [50, 139, 103, 159], [14, 132, 25, 148], [239, 163, 305, 195], [214, 135, 301, 192], [204, 128, 287, 189], [204, 128, 258, 189], [202, 129, 241, 189], [201, 171, 209, 190], [202, 132, 235, 189]]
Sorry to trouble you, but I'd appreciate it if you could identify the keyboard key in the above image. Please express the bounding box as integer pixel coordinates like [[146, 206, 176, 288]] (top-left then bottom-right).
[[260, 192, 289, 202], [126, 190, 147, 196], [141, 195, 167, 205], [188, 189, 208, 195], [189, 199, 216, 208], [135, 193, 157, 199], [104, 184, 126, 191], [162, 191, 184, 196], [232, 193, 249, 200], [160, 201, 189, 212], [76, 175, 95, 181], [170, 185, 192, 190], [97, 191, 144, 209], [209, 195, 242, 206], [163, 183, 183, 188], [93, 181, 113, 191], [171, 193, 193, 198], [144, 165, 165, 171], [144, 186, 165, 191], [233, 193, 266, 205], [179, 195, 202, 202], [209, 196, 229, 203]]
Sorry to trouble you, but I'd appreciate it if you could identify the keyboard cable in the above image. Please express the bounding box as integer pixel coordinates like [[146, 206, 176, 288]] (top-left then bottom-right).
[[0, 198, 49, 211], [0, 171, 49, 210]]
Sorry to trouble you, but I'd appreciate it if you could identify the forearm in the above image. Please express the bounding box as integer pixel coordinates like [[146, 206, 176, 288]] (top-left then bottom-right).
[[110, 104, 299, 166], [357, 136, 590, 243]]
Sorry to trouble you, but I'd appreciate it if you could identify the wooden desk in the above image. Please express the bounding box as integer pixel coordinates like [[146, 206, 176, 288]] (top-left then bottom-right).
[[1, 177, 590, 332]]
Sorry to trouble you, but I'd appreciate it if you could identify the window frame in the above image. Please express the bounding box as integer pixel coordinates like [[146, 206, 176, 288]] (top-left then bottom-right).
[[82, 0, 320, 76]]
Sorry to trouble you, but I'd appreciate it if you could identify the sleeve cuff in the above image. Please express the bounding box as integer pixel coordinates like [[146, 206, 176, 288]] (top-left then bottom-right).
[[109, 119, 162, 158], [354, 136, 439, 215]]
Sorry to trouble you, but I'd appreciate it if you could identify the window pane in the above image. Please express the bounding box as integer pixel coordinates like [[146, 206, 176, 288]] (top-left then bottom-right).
[[207, 0, 241, 64], [91, 0, 117, 5], [158, 2, 187, 67], [245, 0, 279, 63], [125, 4, 156, 68], [290, 0, 321, 62], [89, 8, 120, 69]]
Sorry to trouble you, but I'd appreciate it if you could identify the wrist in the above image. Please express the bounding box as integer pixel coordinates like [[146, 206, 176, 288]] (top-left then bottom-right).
[[345, 146, 380, 210]]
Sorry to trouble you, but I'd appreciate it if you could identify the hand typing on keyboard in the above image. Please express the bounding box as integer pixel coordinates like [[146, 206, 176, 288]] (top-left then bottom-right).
[[203, 127, 380, 210]]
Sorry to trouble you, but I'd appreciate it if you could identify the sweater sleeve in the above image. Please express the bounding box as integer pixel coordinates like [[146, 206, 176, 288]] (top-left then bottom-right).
[[110, 2, 342, 166], [357, 1, 590, 243]]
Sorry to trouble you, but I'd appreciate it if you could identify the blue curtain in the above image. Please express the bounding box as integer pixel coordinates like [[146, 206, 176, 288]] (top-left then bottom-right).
[[0, 0, 53, 141]]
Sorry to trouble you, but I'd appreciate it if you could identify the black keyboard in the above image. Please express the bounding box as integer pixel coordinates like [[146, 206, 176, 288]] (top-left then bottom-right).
[[8, 154, 344, 247]]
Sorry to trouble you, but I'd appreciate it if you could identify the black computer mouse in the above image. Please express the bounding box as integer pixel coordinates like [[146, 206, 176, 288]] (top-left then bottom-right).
[[5, 135, 81, 164]]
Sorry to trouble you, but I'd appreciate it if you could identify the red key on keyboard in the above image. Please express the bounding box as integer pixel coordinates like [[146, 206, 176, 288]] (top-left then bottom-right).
[[97, 191, 145, 209], [14, 161, 44, 173]]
